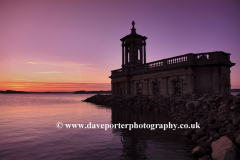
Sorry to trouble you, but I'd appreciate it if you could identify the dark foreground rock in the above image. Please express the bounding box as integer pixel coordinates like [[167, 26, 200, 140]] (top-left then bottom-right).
[[83, 94, 240, 159], [211, 136, 238, 160]]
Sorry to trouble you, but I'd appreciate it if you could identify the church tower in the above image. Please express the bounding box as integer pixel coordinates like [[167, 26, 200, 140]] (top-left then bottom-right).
[[121, 21, 147, 68]]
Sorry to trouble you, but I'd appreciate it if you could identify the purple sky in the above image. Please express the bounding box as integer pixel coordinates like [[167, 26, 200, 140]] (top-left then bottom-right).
[[0, 0, 240, 91]]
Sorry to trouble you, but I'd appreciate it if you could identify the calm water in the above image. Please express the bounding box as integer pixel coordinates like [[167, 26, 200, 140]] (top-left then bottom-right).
[[232, 92, 240, 96], [0, 93, 198, 160]]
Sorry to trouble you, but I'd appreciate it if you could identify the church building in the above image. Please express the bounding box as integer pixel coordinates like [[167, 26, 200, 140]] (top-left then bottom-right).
[[109, 21, 235, 96]]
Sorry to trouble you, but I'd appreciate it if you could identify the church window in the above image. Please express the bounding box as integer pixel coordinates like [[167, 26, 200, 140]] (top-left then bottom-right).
[[174, 81, 181, 95], [137, 83, 143, 95], [153, 81, 159, 95]]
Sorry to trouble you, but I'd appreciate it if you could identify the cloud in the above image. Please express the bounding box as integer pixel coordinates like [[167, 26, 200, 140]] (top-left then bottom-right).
[[37, 71, 62, 74], [27, 61, 94, 67], [28, 62, 36, 64], [15, 79, 33, 81]]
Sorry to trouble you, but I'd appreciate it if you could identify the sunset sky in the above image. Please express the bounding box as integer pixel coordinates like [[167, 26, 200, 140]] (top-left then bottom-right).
[[0, 0, 240, 92]]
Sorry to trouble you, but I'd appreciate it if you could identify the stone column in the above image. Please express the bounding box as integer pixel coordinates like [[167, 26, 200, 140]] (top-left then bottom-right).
[[162, 77, 168, 95], [147, 79, 149, 96], [143, 80, 146, 95], [192, 75, 195, 94], [122, 43, 124, 66], [212, 66, 220, 94], [187, 75, 193, 94], [140, 45, 143, 63], [130, 43, 133, 63], [149, 79, 153, 96], [144, 41, 146, 64], [114, 82, 117, 95], [127, 77, 131, 95], [123, 82, 125, 95], [111, 81, 113, 95], [131, 81, 134, 95], [228, 70, 231, 95], [125, 45, 128, 64]]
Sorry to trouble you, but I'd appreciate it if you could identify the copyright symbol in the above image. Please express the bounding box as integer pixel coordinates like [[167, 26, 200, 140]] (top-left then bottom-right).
[[56, 122, 63, 129]]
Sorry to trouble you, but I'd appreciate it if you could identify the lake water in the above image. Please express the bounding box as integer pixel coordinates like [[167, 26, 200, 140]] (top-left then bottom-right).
[[0, 93, 200, 159], [232, 92, 240, 96]]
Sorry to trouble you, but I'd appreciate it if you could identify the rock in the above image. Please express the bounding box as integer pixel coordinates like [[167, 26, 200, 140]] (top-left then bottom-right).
[[192, 131, 204, 141], [218, 104, 227, 112], [235, 96, 240, 104], [200, 119, 208, 127], [181, 113, 190, 119], [207, 121, 223, 131], [211, 136, 238, 160], [197, 95, 206, 102], [203, 105, 208, 110], [222, 120, 230, 127], [219, 127, 228, 135], [186, 117, 195, 124], [233, 131, 240, 139], [199, 155, 212, 160], [183, 129, 195, 137], [204, 137, 213, 147], [186, 102, 194, 110], [215, 97, 220, 102], [192, 145, 206, 157], [207, 117, 214, 124], [213, 133, 220, 139], [196, 136, 209, 144], [198, 108, 204, 113], [209, 130, 216, 136], [235, 134, 240, 145], [217, 110, 228, 117], [232, 116, 240, 126], [217, 114, 228, 122], [229, 112, 237, 117], [186, 101, 199, 110], [194, 113, 203, 120], [196, 125, 208, 134], [231, 105, 237, 110]]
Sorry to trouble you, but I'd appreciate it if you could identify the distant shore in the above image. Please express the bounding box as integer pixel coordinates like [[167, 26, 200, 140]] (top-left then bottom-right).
[[0, 90, 111, 94], [232, 89, 240, 92], [73, 90, 111, 94], [0, 89, 239, 94]]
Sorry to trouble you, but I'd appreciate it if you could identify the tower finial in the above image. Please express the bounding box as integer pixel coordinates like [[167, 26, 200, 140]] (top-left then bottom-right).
[[132, 21, 135, 28], [131, 21, 136, 34]]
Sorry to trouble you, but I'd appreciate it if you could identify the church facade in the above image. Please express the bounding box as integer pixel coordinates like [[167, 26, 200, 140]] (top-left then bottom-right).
[[109, 21, 235, 96]]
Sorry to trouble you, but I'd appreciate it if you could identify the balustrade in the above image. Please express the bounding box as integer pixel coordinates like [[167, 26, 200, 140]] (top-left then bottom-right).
[[111, 52, 232, 77]]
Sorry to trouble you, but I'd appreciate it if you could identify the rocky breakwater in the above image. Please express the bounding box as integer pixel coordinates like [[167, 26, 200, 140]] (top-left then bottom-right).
[[83, 94, 240, 160]]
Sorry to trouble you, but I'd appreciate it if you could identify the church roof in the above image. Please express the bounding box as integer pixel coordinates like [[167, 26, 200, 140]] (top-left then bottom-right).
[[120, 21, 147, 41]]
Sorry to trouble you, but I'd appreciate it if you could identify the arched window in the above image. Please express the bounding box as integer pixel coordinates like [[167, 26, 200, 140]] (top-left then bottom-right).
[[153, 81, 159, 95], [137, 83, 143, 95], [174, 81, 181, 95]]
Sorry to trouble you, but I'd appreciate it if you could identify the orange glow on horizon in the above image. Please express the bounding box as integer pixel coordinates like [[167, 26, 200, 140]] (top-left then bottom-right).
[[0, 81, 111, 92]]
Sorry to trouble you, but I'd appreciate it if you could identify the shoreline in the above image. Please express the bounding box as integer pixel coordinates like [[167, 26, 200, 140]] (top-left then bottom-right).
[[83, 94, 240, 159]]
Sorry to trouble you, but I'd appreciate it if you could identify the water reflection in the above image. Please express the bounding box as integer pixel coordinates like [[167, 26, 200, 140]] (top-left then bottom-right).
[[111, 107, 197, 160], [0, 94, 197, 160]]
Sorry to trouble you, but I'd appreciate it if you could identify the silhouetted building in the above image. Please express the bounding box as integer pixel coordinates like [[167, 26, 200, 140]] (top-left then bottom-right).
[[109, 21, 235, 95]]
